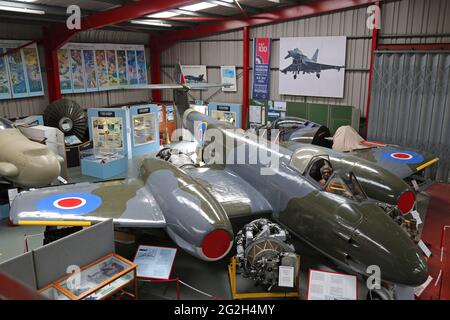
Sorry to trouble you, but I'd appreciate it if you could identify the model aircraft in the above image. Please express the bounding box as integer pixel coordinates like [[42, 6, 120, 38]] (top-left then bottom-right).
[[281, 48, 344, 79], [0, 118, 64, 187], [10, 65, 430, 289], [184, 74, 205, 83]]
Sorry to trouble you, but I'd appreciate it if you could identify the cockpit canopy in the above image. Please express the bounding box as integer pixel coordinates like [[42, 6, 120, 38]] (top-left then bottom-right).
[[290, 148, 367, 201], [0, 118, 15, 130]]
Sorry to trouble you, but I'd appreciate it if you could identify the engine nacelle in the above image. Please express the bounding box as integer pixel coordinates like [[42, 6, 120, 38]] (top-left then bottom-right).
[[141, 159, 233, 261]]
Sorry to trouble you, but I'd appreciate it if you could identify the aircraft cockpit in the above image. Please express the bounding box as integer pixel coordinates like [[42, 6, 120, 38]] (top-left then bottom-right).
[[0, 118, 15, 130], [290, 149, 367, 201]]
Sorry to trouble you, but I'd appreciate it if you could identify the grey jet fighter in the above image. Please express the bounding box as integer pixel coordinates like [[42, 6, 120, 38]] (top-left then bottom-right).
[[281, 48, 344, 79], [184, 74, 205, 83], [9, 65, 430, 289]]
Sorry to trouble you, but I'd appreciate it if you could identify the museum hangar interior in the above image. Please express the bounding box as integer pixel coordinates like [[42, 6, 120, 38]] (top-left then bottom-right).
[[0, 0, 449, 301]]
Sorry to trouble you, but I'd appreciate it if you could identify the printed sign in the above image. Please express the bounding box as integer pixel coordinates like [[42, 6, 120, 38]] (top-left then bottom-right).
[[252, 38, 271, 100]]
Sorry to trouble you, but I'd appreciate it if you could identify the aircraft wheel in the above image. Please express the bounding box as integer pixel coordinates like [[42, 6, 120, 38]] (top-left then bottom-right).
[[294, 75, 297, 80], [316, 74, 321, 79]]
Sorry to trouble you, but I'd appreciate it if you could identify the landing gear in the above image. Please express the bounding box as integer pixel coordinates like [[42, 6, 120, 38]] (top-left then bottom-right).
[[294, 74, 297, 80], [316, 73, 321, 79]]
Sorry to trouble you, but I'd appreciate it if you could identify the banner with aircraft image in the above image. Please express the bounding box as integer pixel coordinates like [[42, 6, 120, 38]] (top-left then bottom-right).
[[57, 43, 148, 95], [0, 40, 44, 100], [279, 36, 346, 98]]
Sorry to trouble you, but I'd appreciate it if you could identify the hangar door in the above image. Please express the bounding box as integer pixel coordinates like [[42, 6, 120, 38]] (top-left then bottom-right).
[[367, 51, 450, 181]]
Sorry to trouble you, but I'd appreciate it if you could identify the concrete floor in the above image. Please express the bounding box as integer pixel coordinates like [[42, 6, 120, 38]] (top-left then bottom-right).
[[0, 147, 376, 300]]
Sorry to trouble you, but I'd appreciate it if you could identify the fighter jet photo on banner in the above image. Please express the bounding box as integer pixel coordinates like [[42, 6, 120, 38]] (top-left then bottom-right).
[[279, 36, 346, 98], [180, 65, 207, 89]]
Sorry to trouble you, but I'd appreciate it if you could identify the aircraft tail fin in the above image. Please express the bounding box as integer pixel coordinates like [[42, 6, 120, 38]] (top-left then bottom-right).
[[312, 49, 319, 62], [174, 62, 185, 85]]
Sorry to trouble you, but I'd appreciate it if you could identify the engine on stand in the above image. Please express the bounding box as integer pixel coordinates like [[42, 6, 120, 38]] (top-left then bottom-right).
[[235, 218, 299, 291]]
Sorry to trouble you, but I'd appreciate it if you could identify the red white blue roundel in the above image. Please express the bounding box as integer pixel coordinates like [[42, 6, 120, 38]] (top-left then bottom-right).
[[379, 150, 424, 164], [37, 193, 102, 215]]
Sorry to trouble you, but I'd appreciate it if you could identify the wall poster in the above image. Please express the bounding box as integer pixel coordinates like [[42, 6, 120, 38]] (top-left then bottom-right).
[[58, 49, 72, 93], [0, 48, 12, 100], [0, 40, 45, 100], [23, 46, 44, 96], [279, 36, 346, 98], [181, 65, 207, 89], [71, 49, 85, 93], [58, 43, 148, 94], [83, 49, 97, 92]]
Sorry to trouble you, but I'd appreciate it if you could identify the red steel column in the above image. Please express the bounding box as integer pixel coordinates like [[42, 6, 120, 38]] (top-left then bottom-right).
[[43, 33, 61, 103], [365, 1, 380, 139], [242, 26, 250, 129], [150, 44, 162, 102]]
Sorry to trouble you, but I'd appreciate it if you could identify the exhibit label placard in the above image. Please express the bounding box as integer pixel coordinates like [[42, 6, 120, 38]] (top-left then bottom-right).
[[133, 245, 177, 280], [252, 38, 271, 100], [307, 269, 357, 300]]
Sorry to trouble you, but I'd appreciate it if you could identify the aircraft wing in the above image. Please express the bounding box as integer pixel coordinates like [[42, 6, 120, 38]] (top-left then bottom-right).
[[142, 84, 184, 89], [185, 166, 273, 219], [281, 63, 302, 73], [306, 61, 343, 70], [186, 83, 229, 90], [9, 179, 166, 228], [350, 145, 439, 179]]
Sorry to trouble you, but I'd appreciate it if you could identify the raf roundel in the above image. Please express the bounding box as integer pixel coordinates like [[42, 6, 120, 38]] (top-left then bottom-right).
[[37, 193, 102, 216], [379, 150, 424, 164]]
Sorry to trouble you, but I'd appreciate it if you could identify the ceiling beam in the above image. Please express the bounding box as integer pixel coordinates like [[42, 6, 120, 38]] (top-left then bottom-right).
[[44, 0, 203, 49], [156, 0, 380, 49]]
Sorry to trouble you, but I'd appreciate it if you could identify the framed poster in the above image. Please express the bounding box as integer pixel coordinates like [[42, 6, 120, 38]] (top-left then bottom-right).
[[83, 49, 97, 92], [136, 50, 147, 86], [23, 45, 44, 96], [106, 49, 119, 88], [126, 50, 138, 86], [116, 50, 127, 86], [8, 50, 28, 98], [181, 65, 207, 88], [279, 36, 346, 98], [220, 66, 237, 92], [70, 49, 85, 93], [211, 110, 237, 127], [0, 48, 12, 100], [95, 50, 109, 90], [58, 49, 72, 94]]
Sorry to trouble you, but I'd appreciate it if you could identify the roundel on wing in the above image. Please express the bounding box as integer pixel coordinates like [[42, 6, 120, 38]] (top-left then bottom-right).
[[379, 150, 424, 164], [36, 193, 102, 215]]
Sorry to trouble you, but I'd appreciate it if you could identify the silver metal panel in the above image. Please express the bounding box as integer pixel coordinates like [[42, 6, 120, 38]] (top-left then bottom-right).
[[368, 51, 450, 181]]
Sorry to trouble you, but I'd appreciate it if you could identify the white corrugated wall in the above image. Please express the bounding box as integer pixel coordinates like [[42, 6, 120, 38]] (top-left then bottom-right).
[[161, 0, 450, 118], [1, 0, 449, 119]]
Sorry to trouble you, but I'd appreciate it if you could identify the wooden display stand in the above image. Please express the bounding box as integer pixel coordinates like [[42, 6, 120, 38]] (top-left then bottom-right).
[[228, 256, 301, 299], [39, 253, 138, 300]]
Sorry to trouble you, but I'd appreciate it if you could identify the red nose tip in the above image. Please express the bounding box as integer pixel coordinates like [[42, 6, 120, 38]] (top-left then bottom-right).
[[202, 229, 232, 260], [397, 191, 415, 214]]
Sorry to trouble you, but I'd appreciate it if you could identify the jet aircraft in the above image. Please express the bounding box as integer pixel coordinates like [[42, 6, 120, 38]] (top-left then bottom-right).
[[281, 48, 344, 79], [184, 74, 205, 83], [9, 65, 433, 289]]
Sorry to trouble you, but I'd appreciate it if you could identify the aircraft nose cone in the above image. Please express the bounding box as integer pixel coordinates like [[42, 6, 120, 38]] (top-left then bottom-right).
[[399, 247, 429, 286], [19, 153, 61, 186]]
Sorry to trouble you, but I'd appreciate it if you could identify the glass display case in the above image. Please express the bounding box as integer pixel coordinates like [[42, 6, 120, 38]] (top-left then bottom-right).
[[133, 113, 155, 146], [91, 116, 124, 154], [39, 253, 137, 300]]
